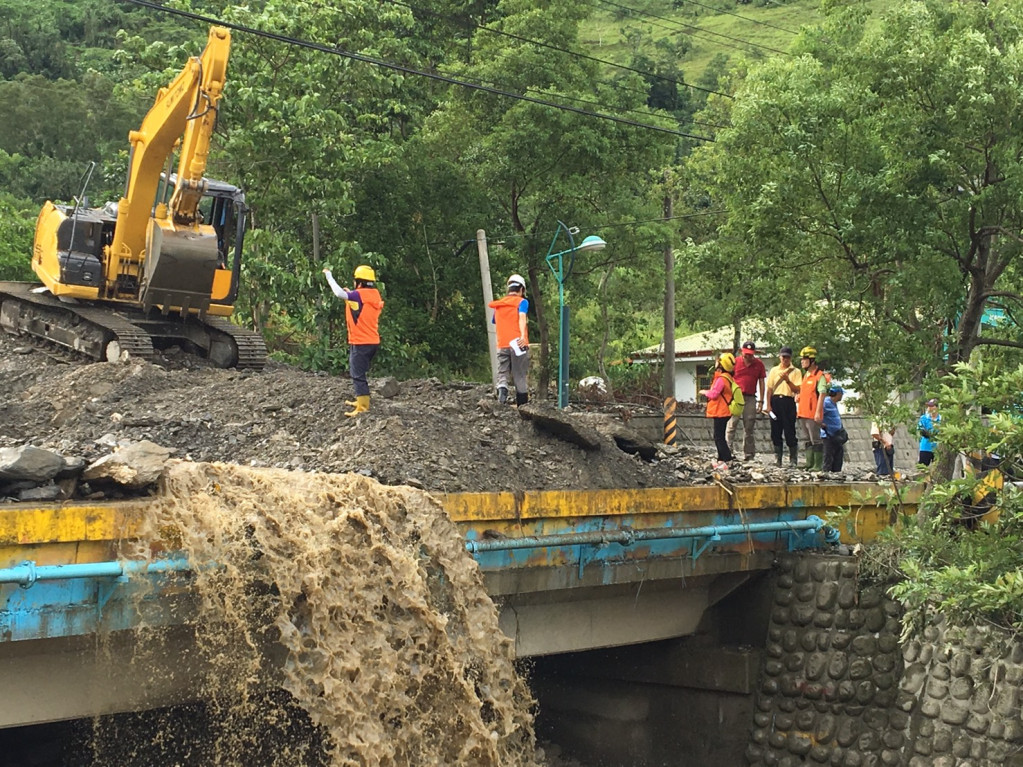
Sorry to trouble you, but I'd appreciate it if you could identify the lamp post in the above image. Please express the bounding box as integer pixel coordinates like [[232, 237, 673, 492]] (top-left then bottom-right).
[[545, 221, 607, 408]]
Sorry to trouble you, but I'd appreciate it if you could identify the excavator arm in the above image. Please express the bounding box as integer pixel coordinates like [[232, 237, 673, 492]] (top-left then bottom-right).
[[108, 26, 231, 309]]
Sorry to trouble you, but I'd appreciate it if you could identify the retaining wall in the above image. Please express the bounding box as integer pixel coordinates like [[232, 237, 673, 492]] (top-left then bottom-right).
[[748, 553, 1023, 766]]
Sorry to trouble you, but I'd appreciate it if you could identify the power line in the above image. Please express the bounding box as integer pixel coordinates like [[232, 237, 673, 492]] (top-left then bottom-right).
[[598, 208, 728, 228], [462, 209, 727, 245], [300, 0, 678, 103], [472, 18, 732, 99], [589, 1, 756, 58], [677, 0, 799, 35], [593, 0, 792, 56], [120, 0, 713, 142], [293, 0, 733, 100], [391, 0, 731, 99], [425, 58, 703, 130]]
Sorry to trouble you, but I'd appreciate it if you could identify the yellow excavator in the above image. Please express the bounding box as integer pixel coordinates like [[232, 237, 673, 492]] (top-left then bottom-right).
[[0, 26, 266, 369]]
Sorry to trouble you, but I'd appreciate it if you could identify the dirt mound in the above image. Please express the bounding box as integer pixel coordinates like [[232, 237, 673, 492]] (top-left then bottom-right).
[[0, 331, 693, 493]]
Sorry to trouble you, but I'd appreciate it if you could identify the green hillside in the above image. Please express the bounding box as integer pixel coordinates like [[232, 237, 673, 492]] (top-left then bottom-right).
[[579, 0, 866, 82]]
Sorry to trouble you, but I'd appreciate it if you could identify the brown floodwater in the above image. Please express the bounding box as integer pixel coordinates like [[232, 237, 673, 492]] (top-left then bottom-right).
[[6, 462, 545, 766]]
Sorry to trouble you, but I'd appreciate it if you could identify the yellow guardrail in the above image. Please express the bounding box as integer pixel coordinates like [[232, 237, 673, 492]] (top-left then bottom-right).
[[0, 482, 920, 569]]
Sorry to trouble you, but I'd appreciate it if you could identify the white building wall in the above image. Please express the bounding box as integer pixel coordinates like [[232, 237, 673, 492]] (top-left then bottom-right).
[[675, 365, 698, 402]]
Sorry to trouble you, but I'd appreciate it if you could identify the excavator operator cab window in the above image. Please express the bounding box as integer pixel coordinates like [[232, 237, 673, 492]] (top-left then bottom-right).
[[159, 175, 243, 270], [196, 193, 238, 268]]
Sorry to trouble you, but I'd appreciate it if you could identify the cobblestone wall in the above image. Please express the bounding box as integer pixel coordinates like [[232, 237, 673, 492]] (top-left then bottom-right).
[[746, 554, 1023, 767], [901, 626, 1023, 766]]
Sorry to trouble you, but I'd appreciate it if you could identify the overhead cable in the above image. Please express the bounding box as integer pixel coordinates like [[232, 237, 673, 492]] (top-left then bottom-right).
[[383, 0, 733, 99], [120, 0, 714, 142], [594, 0, 792, 56], [294, 0, 682, 102], [677, 0, 800, 35]]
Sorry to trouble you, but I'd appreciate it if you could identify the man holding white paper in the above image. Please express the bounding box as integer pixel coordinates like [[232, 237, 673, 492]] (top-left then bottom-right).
[[488, 274, 530, 406]]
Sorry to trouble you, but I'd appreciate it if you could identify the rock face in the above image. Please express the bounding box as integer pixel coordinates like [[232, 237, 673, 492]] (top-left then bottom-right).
[[0, 445, 65, 482], [81, 440, 175, 489], [517, 405, 604, 451]]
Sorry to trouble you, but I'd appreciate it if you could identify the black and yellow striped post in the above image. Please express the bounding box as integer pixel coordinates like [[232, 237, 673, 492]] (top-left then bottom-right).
[[663, 396, 677, 445]]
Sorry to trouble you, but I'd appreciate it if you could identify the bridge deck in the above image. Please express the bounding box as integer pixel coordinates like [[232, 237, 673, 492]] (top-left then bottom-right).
[[0, 481, 917, 727]]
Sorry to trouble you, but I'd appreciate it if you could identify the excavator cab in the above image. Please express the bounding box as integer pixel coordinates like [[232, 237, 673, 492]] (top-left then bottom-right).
[[145, 175, 247, 315]]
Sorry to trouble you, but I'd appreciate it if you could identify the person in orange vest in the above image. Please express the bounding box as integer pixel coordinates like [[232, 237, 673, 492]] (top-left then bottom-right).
[[323, 265, 384, 416], [488, 274, 530, 406], [796, 346, 831, 470], [699, 352, 737, 468]]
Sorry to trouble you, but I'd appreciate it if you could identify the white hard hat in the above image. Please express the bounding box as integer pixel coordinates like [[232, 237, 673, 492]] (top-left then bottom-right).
[[507, 274, 526, 289]]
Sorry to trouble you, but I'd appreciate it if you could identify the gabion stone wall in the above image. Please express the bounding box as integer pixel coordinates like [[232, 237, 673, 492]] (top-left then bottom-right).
[[746, 553, 1023, 767], [746, 554, 905, 766], [901, 625, 1023, 766]]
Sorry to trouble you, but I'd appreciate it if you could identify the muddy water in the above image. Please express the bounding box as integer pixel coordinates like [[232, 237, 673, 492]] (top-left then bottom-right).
[[97, 461, 540, 766]]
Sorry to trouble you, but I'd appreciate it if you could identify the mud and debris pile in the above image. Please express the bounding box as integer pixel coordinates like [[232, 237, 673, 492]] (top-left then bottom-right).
[[0, 331, 881, 501]]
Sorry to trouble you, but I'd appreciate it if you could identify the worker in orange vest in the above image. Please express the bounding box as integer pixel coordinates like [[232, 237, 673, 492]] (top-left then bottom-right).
[[699, 352, 738, 469], [796, 346, 831, 470], [323, 265, 385, 416], [488, 274, 530, 406]]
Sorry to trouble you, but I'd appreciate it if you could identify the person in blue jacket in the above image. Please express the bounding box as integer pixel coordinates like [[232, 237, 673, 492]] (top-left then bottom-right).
[[918, 399, 940, 466], [818, 384, 846, 472]]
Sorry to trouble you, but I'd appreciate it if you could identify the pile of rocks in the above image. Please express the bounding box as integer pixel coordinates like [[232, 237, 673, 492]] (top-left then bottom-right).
[[0, 440, 173, 502]]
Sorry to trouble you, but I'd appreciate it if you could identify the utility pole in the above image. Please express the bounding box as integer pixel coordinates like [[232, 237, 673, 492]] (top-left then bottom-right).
[[663, 192, 677, 446], [476, 229, 500, 390], [311, 213, 320, 263]]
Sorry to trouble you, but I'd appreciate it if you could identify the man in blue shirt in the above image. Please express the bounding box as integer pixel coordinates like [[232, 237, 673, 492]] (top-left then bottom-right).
[[918, 399, 941, 466], [818, 384, 846, 472]]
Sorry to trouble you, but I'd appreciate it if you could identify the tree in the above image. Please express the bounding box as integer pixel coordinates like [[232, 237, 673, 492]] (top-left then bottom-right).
[[421, 0, 675, 394], [862, 361, 1023, 638], [694, 0, 1023, 394], [0, 193, 34, 280]]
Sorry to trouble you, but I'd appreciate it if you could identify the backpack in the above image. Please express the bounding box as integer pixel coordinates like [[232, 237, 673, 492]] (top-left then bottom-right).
[[721, 375, 745, 417]]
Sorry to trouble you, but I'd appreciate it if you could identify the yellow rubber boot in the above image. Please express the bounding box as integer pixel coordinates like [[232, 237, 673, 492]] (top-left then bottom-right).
[[345, 395, 370, 417]]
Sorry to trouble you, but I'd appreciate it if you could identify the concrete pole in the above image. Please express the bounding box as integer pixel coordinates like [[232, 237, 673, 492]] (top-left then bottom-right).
[[663, 192, 677, 445], [477, 229, 500, 389], [311, 213, 320, 263]]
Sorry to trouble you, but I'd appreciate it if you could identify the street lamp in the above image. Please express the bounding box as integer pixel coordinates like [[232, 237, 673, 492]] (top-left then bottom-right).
[[545, 221, 607, 408]]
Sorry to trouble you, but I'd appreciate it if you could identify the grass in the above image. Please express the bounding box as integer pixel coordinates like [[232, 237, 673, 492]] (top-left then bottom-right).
[[579, 0, 879, 84]]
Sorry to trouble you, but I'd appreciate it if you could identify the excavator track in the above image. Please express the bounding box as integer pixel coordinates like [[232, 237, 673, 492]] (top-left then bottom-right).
[[204, 316, 267, 371], [0, 282, 266, 370], [0, 281, 154, 362]]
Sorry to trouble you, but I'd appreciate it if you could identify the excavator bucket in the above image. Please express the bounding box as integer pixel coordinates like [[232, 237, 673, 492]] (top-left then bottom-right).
[[141, 220, 220, 317]]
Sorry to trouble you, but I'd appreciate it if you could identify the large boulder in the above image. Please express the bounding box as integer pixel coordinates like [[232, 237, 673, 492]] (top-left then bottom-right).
[[82, 440, 175, 489], [517, 405, 603, 451], [0, 446, 66, 483]]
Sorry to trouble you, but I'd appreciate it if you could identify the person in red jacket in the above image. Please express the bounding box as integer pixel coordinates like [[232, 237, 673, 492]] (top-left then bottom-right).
[[488, 274, 530, 406], [323, 265, 384, 416], [727, 341, 767, 461], [699, 353, 737, 468]]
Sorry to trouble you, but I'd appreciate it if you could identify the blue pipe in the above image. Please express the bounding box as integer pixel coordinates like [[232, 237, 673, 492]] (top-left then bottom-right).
[[465, 515, 837, 554], [0, 558, 192, 588]]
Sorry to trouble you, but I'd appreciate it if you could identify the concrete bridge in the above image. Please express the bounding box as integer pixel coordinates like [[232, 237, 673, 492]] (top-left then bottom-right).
[[0, 481, 915, 729]]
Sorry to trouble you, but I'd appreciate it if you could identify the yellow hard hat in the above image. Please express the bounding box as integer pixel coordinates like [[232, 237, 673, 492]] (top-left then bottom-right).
[[719, 352, 735, 372], [799, 346, 817, 359], [354, 265, 376, 282]]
